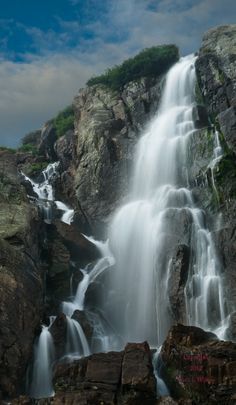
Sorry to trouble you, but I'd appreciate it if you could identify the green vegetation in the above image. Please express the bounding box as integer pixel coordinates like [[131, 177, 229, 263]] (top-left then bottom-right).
[[53, 105, 74, 138], [195, 81, 204, 105], [29, 162, 48, 173], [87, 45, 179, 90], [18, 143, 39, 155], [0, 146, 16, 153]]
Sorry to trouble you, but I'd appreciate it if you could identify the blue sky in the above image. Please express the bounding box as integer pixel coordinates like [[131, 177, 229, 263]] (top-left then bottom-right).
[[0, 0, 236, 147]]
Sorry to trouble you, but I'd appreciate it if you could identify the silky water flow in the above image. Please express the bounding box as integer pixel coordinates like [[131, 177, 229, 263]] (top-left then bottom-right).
[[103, 54, 227, 347]]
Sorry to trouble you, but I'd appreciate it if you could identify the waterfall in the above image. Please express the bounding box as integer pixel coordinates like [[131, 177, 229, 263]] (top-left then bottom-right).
[[26, 54, 229, 399], [55, 201, 74, 225], [102, 55, 227, 347], [21, 162, 75, 225], [65, 316, 90, 357], [29, 326, 55, 399]]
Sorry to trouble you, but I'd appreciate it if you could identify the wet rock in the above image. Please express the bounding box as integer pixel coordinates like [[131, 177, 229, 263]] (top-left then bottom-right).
[[192, 105, 209, 129], [49, 313, 67, 359], [194, 25, 236, 339], [0, 239, 42, 398], [168, 245, 190, 323], [41, 342, 156, 404], [45, 221, 100, 308], [157, 397, 178, 404], [218, 106, 236, 154], [72, 310, 94, 341], [121, 341, 156, 404], [161, 324, 236, 404], [226, 312, 236, 342], [0, 152, 43, 398]]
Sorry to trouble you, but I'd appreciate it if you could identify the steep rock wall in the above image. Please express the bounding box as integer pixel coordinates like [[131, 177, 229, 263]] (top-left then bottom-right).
[[70, 76, 165, 234], [0, 151, 43, 398], [194, 24, 236, 338]]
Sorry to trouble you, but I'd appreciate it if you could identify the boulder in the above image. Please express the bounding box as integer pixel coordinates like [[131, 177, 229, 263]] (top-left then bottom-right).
[[25, 342, 157, 404], [161, 324, 236, 404]]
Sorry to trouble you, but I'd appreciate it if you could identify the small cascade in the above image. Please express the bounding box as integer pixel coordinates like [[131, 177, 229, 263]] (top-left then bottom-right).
[[21, 161, 75, 226], [62, 237, 115, 317], [29, 326, 55, 399], [62, 237, 116, 355], [152, 348, 169, 397], [21, 161, 60, 223], [55, 201, 74, 225], [65, 316, 90, 358], [207, 129, 223, 202]]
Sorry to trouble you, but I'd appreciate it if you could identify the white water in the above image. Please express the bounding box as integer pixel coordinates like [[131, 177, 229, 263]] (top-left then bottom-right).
[[21, 162, 59, 224], [21, 162, 75, 225], [55, 201, 74, 225], [22, 162, 59, 202], [66, 316, 90, 357], [29, 326, 55, 399], [62, 238, 115, 317], [101, 55, 227, 347], [208, 129, 223, 203]]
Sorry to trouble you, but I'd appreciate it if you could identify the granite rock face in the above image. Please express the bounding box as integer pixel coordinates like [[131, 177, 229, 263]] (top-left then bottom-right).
[[0, 151, 43, 398], [71, 77, 164, 233]]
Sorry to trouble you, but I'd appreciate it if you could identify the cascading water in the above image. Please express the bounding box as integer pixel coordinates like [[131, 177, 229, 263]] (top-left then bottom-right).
[[21, 162, 74, 224], [28, 325, 55, 399], [55, 200, 74, 225], [101, 54, 227, 348], [62, 237, 115, 356]]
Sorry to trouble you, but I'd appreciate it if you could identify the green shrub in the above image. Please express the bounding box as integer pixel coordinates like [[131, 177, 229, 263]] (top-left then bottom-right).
[[0, 146, 16, 153], [18, 143, 39, 155], [53, 105, 74, 138], [21, 130, 41, 146], [30, 162, 48, 173], [87, 45, 179, 90]]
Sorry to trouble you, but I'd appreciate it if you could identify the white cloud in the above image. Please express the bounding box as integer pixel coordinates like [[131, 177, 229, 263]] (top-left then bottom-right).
[[0, 56, 98, 147], [1, 0, 236, 147]]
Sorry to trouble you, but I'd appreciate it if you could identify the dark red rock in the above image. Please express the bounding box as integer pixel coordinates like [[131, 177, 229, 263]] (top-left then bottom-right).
[[121, 342, 156, 404], [50, 342, 156, 404], [161, 324, 236, 404]]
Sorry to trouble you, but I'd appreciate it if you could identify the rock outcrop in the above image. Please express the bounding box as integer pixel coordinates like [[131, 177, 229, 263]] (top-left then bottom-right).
[[69, 76, 165, 233], [194, 24, 236, 337], [12, 342, 157, 404], [0, 151, 43, 398], [160, 324, 236, 404]]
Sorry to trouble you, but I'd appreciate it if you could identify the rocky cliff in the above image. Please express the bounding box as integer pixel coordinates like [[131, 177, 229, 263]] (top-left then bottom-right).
[[194, 24, 236, 339], [0, 151, 43, 398]]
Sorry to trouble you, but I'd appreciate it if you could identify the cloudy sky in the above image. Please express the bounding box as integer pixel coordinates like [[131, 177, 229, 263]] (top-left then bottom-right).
[[0, 0, 235, 147]]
